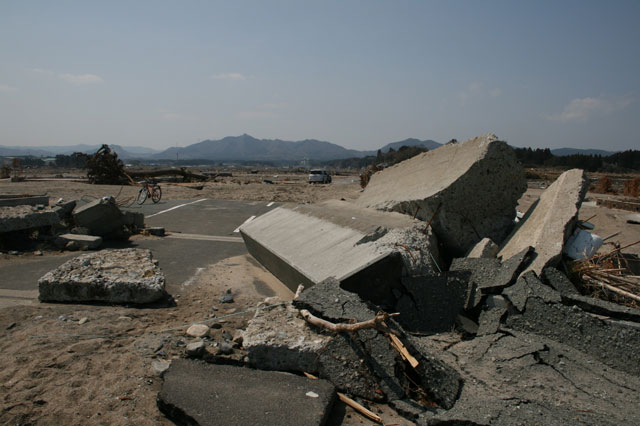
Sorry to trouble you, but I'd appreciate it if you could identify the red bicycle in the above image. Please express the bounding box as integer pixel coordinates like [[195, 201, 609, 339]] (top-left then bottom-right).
[[136, 180, 162, 204]]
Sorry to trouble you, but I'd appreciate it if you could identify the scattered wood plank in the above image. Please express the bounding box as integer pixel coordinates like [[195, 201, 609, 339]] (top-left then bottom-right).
[[337, 392, 383, 424], [388, 333, 419, 368], [299, 309, 398, 333]]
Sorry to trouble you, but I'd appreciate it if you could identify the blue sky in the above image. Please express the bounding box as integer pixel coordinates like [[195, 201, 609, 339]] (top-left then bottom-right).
[[1, 0, 638, 151]]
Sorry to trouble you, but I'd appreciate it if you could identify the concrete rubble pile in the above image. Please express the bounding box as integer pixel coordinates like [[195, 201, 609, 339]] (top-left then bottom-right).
[[0, 194, 145, 252], [227, 134, 640, 425]]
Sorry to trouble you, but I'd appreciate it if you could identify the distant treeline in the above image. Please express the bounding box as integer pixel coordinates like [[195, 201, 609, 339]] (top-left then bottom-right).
[[320, 145, 429, 169], [513, 148, 640, 172]]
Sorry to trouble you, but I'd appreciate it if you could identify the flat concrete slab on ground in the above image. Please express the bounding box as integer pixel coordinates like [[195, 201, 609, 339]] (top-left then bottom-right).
[[157, 359, 336, 426]]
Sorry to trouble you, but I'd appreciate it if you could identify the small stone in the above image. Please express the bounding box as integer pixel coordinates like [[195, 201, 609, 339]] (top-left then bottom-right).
[[34, 315, 43, 320], [232, 330, 244, 345], [218, 341, 234, 355], [211, 306, 219, 311], [186, 324, 210, 338], [210, 323, 222, 329], [225, 308, 237, 314], [219, 294, 234, 304], [8, 250, 19, 256], [58, 315, 67, 322], [305, 391, 319, 398], [222, 330, 233, 341], [78, 317, 88, 325], [186, 341, 206, 357], [152, 360, 171, 377], [6, 322, 16, 330], [118, 316, 133, 321], [148, 227, 165, 236], [33, 250, 43, 256]]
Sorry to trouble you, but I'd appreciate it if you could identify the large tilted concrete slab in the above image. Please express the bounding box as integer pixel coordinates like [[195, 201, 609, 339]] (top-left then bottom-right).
[[498, 168, 588, 276], [38, 248, 166, 304], [239, 200, 440, 292], [355, 134, 526, 256], [157, 359, 336, 426]]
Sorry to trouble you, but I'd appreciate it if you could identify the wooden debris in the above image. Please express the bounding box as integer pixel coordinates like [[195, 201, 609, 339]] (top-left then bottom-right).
[[337, 392, 383, 424], [299, 309, 399, 333], [388, 333, 419, 368]]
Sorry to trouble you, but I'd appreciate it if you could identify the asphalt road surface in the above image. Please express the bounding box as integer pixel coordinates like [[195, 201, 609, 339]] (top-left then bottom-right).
[[0, 199, 279, 307]]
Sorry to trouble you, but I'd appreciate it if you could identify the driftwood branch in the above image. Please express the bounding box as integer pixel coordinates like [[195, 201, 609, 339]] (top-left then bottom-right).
[[299, 309, 399, 333], [338, 393, 383, 423]]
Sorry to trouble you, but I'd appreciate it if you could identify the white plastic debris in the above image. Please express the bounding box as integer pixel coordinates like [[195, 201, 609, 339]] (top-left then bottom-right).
[[563, 229, 603, 260]]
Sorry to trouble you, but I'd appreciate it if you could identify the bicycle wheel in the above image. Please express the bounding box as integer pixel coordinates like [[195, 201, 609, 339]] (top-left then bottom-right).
[[136, 187, 148, 205], [151, 185, 162, 203]]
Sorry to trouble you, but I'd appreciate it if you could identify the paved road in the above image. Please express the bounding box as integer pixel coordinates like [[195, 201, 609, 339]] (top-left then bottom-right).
[[0, 199, 279, 307]]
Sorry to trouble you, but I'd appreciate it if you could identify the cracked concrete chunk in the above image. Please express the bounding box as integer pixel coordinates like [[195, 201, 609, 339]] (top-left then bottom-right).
[[0, 205, 61, 233], [356, 134, 526, 256], [498, 168, 588, 276], [38, 248, 166, 304], [72, 197, 125, 237], [240, 199, 440, 292], [157, 359, 336, 426], [54, 233, 102, 250]]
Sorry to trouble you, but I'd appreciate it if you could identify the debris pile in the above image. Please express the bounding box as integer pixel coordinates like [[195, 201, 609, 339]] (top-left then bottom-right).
[[0, 194, 145, 252], [212, 134, 640, 424]]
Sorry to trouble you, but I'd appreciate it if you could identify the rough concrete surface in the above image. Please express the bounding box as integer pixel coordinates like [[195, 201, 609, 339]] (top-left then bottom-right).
[[498, 168, 588, 275], [240, 200, 439, 292], [157, 359, 336, 426], [0, 205, 61, 233], [415, 330, 640, 425], [38, 248, 166, 304], [356, 134, 526, 256]]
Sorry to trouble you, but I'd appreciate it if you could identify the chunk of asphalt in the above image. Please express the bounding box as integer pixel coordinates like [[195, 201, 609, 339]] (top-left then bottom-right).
[[477, 305, 507, 336], [504, 297, 640, 376], [417, 330, 640, 426], [541, 267, 579, 296], [395, 272, 471, 333], [157, 359, 336, 426], [292, 277, 377, 323], [561, 293, 640, 323], [503, 271, 562, 312]]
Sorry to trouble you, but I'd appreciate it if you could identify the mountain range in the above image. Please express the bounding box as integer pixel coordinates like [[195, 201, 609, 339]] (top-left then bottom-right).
[[0, 135, 618, 162]]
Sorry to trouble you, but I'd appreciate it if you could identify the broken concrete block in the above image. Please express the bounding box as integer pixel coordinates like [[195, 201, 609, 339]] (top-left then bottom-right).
[[157, 359, 336, 426], [240, 200, 440, 293], [243, 301, 332, 373], [395, 273, 471, 333], [245, 298, 462, 407], [38, 248, 166, 304], [466, 237, 499, 258], [355, 134, 526, 256], [54, 233, 102, 250], [72, 197, 124, 237], [498, 168, 588, 276], [503, 271, 562, 312], [0, 205, 61, 233]]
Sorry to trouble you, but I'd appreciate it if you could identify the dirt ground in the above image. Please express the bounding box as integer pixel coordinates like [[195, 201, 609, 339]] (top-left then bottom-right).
[[1, 170, 639, 425]]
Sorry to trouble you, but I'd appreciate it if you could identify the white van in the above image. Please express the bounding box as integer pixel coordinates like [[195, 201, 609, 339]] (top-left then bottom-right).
[[308, 169, 332, 184]]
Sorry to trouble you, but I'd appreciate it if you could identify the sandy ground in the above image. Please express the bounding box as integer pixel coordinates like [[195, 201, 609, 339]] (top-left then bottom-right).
[[1, 172, 639, 425]]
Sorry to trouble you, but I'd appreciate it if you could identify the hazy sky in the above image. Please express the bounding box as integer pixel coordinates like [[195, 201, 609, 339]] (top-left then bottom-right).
[[1, 0, 639, 151]]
